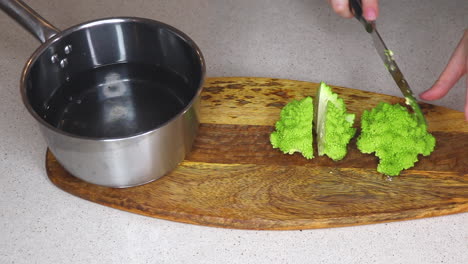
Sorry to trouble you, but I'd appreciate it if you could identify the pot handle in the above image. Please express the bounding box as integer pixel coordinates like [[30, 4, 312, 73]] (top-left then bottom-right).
[[0, 0, 60, 43]]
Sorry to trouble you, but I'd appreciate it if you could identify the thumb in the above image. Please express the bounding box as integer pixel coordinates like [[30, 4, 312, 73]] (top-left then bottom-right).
[[420, 30, 467, 101]]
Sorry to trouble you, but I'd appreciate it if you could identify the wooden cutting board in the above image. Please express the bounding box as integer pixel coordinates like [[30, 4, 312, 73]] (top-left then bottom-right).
[[47, 77, 468, 230]]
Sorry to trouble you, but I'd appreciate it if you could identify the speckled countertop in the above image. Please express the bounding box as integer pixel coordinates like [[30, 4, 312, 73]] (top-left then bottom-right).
[[0, 0, 466, 263]]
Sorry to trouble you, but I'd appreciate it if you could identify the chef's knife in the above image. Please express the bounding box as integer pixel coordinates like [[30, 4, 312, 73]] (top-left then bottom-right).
[[349, 0, 427, 125]]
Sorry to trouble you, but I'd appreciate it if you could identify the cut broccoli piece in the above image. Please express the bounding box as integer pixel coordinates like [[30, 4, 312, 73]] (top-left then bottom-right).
[[315, 82, 356, 161], [357, 102, 436, 176], [270, 97, 314, 159]]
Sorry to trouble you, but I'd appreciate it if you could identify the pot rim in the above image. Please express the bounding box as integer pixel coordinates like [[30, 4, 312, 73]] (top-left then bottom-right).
[[20, 16, 206, 142]]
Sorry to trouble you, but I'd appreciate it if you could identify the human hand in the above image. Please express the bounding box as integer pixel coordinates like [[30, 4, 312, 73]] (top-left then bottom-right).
[[328, 2, 467, 120], [420, 30, 468, 121], [327, 0, 379, 20]]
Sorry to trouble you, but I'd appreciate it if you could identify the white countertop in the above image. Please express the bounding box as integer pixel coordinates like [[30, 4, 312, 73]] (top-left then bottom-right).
[[1, 0, 466, 263]]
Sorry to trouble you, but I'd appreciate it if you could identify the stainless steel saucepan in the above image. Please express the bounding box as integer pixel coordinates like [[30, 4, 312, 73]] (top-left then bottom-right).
[[0, 0, 206, 187]]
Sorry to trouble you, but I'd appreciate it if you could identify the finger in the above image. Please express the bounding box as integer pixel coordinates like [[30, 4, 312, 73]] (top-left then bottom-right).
[[329, 0, 354, 18], [420, 31, 467, 101], [361, 0, 379, 21], [465, 76, 468, 121]]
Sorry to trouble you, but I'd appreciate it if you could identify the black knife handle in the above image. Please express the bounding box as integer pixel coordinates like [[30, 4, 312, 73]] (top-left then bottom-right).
[[349, 0, 363, 20], [349, 0, 374, 33]]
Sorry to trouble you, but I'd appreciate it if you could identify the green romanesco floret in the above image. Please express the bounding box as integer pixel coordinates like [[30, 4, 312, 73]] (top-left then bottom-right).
[[270, 97, 314, 159], [315, 82, 356, 161], [357, 102, 436, 176]]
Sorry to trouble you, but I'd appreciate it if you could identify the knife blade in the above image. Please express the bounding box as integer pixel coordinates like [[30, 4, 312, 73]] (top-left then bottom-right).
[[349, 0, 427, 125]]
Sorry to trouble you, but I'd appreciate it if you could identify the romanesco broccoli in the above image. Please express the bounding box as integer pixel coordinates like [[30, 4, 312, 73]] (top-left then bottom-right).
[[357, 102, 436, 176], [315, 82, 356, 161], [270, 97, 314, 159]]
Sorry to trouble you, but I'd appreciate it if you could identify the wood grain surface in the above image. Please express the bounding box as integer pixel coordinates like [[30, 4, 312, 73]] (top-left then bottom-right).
[[47, 77, 468, 230]]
